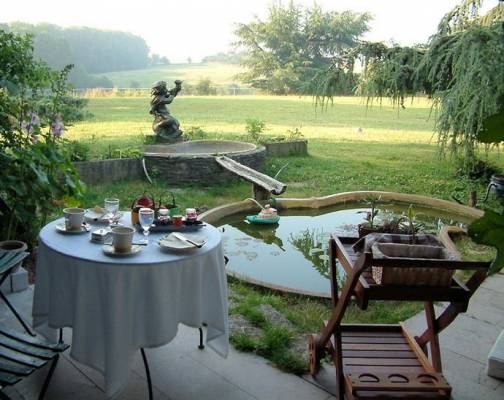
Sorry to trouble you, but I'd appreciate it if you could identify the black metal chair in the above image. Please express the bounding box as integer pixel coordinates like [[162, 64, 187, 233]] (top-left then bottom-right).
[[0, 250, 34, 336], [0, 325, 69, 399]]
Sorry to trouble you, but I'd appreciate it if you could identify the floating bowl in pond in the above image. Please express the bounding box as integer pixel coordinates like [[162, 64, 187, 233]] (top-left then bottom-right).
[[246, 215, 280, 224], [200, 192, 483, 298], [144, 140, 266, 186]]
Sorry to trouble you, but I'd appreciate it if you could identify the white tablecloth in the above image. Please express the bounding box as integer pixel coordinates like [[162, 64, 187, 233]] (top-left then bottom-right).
[[32, 213, 228, 399]]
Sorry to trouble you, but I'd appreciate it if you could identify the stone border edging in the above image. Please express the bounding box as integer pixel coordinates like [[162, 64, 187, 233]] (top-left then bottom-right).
[[200, 191, 484, 298], [199, 191, 483, 224], [74, 158, 143, 185], [264, 140, 307, 156]]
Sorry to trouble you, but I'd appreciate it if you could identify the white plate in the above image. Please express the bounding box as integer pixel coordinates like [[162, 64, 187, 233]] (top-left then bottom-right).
[[102, 244, 143, 257], [85, 209, 123, 224], [56, 223, 89, 234], [157, 233, 206, 252]]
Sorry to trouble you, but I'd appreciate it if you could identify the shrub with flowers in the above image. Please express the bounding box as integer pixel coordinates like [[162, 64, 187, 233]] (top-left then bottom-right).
[[0, 30, 85, 243]]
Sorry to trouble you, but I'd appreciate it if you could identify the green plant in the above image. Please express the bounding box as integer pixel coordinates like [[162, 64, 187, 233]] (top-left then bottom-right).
[[359, 196, 381, 229], [0, 30, 84, 243], [111, 147, 143, 159], [62, 139, 90, 162], [312, 0, 504, 175], [142, 133, 156, 145], [194, 78, 216, 95], [285, 127, 304, 140], [468, 99, 504, 274], [245, 118, 266, 143], [402, 204, 425, 243], [184, 126, 207, 140], [230, 333, 257, 352]]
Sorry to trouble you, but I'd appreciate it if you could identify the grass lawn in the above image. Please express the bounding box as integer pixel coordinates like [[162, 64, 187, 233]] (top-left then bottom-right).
[[94, 62, 245, 88], [69, 94, 501, 373], [72, 95, 502, 204]]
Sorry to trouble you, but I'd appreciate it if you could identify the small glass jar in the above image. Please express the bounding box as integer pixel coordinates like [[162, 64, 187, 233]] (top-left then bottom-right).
[[186, 208, 197, 224], [172, 215, 184, 226]]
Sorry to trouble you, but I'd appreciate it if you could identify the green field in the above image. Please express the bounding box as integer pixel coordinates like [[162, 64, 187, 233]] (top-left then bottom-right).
[[71, 94, 503, 208], [95, 62, 245, 88]]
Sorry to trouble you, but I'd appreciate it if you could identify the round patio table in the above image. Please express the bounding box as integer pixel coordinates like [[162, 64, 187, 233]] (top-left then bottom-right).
[[32, 213, 228, 399]]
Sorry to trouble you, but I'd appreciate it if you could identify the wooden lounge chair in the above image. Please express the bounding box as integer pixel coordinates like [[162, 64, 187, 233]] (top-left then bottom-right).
[[308, 235, 491, 400]]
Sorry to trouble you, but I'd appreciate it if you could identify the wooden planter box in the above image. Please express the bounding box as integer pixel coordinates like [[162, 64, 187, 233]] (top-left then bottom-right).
[[371, 242, 458, 286], [264, 140, 307, 156]]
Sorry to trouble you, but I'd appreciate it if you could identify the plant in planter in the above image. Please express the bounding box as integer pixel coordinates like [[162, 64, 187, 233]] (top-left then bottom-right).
[[0, 241, 28, 272], [357, 196, 381, 237]]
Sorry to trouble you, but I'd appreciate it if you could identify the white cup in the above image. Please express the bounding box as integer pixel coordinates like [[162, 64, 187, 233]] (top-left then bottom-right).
[[111, 226, 135, 253], [63, 208, 85, 231]]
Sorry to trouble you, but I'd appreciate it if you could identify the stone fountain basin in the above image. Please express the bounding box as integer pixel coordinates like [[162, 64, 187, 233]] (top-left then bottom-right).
[[144, 140, 258, 156], [144, 140, 266, 185]]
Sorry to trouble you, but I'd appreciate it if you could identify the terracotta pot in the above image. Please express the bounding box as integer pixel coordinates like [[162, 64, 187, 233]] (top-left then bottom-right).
[[0, 240, 28, 272]]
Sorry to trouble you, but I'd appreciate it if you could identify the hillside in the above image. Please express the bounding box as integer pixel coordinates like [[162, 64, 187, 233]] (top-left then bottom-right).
[[96, 62, 245, 88]]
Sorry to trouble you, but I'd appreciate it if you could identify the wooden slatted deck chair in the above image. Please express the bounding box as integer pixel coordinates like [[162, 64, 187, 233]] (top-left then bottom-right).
[[0, 324, 69, 400], [0, 250, 35, 336], [308, 234, 492, 400]]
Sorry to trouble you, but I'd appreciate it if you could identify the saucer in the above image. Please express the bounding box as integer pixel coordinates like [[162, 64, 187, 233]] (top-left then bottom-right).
[[85, 209, 123, 224], [56, 223, 88, 234], [157, 233, 206, 252], [102, 244, 143, 257]]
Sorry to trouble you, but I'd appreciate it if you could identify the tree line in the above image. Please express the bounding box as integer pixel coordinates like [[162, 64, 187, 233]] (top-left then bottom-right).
[[234, 1, 371, 95], [0, 22, 167, 88]]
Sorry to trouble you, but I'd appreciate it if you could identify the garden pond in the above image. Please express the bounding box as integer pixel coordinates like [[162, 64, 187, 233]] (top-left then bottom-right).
[[216, 203, 473, 297]]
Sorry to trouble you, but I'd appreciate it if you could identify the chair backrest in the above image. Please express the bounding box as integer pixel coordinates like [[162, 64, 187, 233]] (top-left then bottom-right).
[[0, 250, 29, 275]]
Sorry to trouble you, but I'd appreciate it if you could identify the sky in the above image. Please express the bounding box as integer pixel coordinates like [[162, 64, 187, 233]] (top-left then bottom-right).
[[0, 0, 492, 62]]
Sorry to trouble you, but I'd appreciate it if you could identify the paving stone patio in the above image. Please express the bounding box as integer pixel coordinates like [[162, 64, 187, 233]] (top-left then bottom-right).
[[0, 287, 331, 400], [1, 273, 504, 399]]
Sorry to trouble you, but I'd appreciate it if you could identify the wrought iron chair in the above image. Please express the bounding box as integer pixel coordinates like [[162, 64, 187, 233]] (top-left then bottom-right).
[[0, 324, 68, 400]]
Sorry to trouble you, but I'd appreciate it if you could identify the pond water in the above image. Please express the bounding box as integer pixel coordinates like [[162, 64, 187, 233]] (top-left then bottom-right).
[[216, 203, 471, 297]]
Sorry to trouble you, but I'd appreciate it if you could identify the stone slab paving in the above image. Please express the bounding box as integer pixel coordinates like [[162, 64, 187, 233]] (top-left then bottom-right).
[[404, 272, 504, 400], [304, 272, 504, 399], [3, 273, 504, 399], [0, 287, 332, 400]]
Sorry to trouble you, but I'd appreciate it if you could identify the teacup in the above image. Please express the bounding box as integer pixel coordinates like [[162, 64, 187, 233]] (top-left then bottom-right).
[[63, 208, 85, 231], [111, 226, 135, 253]]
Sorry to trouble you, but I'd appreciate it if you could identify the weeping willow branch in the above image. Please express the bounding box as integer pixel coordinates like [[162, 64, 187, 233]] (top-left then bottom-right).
[[310, 0, 504, 174]]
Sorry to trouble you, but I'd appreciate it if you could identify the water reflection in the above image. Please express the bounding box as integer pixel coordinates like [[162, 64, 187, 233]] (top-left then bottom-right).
[[288, 229, 330, 279], [217, 203, 470, 297]]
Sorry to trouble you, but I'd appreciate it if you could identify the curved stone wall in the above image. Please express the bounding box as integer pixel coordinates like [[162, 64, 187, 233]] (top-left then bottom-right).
[[144, 141, 266, 186]]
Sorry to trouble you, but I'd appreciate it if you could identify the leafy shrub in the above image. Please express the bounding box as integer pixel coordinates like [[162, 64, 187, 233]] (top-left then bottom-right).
[[230, 333, 257, 352], [184, 126, 207, 140], [62, 140, 91, 162], [245, 118, 266, 143], [143, 133, 156, 145], [111, 147, 143, 159], [194, 78, 216, 95], [0, 30, 84, 243], [285, 127, 304, 140]]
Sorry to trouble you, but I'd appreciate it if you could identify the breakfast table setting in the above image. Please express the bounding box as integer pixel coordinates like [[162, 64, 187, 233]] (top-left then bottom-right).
[[31, 196, 229, 399]]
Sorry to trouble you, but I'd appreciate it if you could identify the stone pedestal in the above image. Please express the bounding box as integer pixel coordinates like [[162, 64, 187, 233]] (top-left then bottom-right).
[[0, 267, 29, 294], [145, 133, 184, 145]]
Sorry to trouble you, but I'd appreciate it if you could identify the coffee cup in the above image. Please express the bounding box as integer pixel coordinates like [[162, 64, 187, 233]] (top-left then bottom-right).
[[111, 226, 135, 253], [63, 208, 85, 231]]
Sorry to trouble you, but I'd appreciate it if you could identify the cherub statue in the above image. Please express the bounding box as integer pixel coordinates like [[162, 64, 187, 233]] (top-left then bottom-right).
[[150, 80, 183, 141]]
